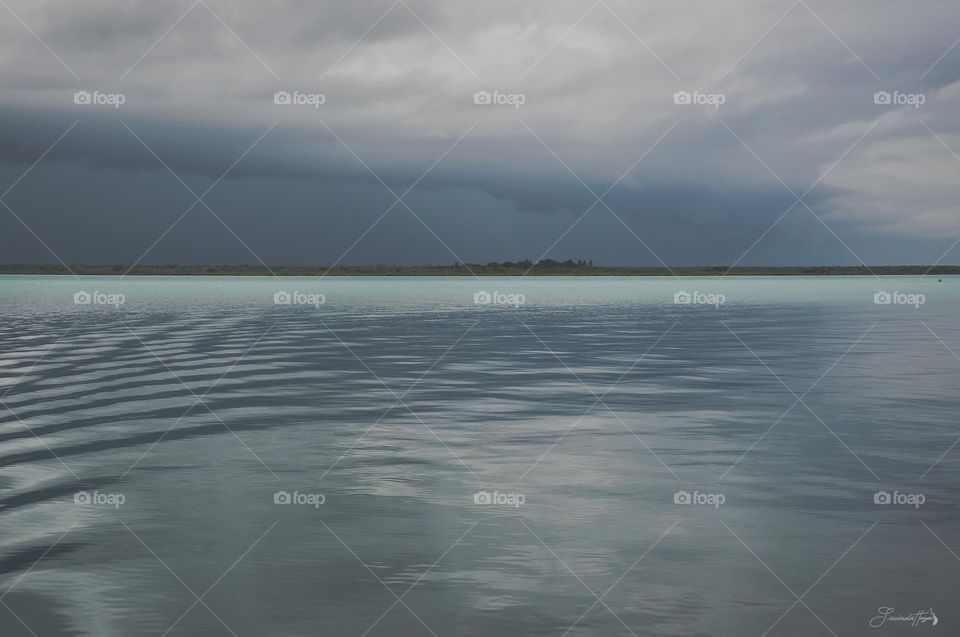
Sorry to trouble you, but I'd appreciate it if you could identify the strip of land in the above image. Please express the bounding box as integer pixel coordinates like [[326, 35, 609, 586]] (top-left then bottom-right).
[[1, 261, 958, 276]]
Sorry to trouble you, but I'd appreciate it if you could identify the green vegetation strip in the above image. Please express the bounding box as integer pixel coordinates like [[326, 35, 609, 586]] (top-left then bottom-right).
[[1, 260, 958, 276]]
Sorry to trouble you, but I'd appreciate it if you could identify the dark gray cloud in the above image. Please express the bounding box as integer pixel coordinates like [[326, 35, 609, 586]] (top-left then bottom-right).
[[1, 0, 959, 266]]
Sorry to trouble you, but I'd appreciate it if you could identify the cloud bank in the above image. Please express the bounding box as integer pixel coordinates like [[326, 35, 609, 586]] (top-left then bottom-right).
[[1, 0, 959, 265]]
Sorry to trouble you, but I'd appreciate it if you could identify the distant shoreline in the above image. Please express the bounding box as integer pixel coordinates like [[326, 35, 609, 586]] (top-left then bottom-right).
[[1, 264, 958, 277]]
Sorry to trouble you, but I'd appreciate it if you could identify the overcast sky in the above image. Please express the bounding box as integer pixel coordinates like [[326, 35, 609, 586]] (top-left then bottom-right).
[[1, 0, 959, 266]]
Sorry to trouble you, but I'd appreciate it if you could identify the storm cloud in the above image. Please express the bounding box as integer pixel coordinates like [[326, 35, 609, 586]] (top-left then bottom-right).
[[1, 0, 959, 266]]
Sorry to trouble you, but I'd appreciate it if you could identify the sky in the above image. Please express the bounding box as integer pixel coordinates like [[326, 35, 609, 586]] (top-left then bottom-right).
[[1, 0, 959, 267]]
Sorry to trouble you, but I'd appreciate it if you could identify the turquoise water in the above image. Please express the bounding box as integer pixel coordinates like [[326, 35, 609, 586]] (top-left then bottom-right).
[[0, 276, 957, 636], [1, 274, 954, 311]]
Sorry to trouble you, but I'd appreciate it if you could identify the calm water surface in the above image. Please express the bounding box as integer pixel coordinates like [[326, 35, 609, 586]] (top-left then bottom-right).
[[0, 276, 958, 636]]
